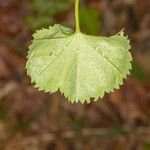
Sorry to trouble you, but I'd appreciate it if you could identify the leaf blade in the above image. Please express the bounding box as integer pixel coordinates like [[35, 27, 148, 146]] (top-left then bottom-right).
[[26, 24, 132, 103]]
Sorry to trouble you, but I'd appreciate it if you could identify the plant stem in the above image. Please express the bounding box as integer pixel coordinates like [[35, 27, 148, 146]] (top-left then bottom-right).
[[75, 0, 80, 32]]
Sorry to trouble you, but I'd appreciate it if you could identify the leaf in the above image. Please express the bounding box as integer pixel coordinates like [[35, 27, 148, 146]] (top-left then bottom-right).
[[144, 142, 150, 150], [131, 61, 147, 81], [26, 0, 73, 29], [80, 6, 101, 35], [26, 24, 132, 103]]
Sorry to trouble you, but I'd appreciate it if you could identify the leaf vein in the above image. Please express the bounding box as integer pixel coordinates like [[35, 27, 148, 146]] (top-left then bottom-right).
[[84, 36, 123, 75], [34, 36, 74, 80]]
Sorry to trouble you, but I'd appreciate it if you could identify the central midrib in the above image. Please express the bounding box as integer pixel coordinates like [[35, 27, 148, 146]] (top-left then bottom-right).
[[75, 33, 80, 102]]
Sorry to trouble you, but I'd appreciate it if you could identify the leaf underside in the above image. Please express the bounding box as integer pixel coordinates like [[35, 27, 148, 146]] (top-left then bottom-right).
[[26, 24, 132, 103]]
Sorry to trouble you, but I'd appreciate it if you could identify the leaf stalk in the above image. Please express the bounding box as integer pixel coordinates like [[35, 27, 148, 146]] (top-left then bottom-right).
[[75, 0, 80, 32]]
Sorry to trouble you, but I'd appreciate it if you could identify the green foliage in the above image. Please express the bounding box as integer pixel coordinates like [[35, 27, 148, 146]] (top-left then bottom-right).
[[26, 24, 132, 103], [26, 0, 73, 29], [80, 7, 101, 35], [144, 142, 150, 150], [132, 61, 147, 80]]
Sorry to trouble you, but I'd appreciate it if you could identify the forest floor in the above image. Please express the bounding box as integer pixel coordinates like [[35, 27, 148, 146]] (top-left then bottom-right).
[[0, 0, 150, 149]]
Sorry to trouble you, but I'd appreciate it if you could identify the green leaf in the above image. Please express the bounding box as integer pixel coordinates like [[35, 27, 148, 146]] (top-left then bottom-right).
[[26, 24, 132, 103], [80, 6, 101, 35], [131, 61, 147, 81], [144, 142, 150, 150], [25, 15, 54, 29], [26, 0, 73, 29]]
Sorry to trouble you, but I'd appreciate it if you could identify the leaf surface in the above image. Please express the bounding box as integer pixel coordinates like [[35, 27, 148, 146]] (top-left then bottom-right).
[[26, 24, 132, 103]]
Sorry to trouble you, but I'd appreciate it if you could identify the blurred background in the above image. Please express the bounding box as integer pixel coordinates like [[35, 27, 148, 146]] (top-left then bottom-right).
[[0, 0, 150, 149]]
